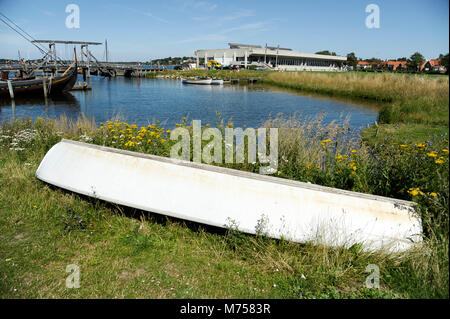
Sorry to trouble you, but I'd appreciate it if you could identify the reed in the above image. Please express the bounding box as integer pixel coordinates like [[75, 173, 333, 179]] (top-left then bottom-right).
[[262, 72, 449, 125]]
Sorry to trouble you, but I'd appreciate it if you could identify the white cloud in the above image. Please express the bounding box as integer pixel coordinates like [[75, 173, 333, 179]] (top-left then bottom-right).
[[42, 10, 55, 17], [176, 33, 227, 44], [142, 11, 169, 23], [220, 10, 255, 22], [176, 21, 268, 44], [193, 1, 217, 11], [220, 22, 266, 34]]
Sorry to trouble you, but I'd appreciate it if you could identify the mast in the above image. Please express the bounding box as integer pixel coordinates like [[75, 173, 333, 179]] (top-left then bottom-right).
[[105, 38, 108, 63]]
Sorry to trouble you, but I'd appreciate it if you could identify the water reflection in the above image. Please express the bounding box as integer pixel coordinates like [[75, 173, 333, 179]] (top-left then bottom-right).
[[0, 93, 80, 121], [0, 75, 378, 131]]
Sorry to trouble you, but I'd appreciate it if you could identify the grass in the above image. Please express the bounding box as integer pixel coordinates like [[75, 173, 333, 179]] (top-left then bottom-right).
[[262, 72, 448, 126], [147, 69, 267, 80], [0, 116, 448, 298]]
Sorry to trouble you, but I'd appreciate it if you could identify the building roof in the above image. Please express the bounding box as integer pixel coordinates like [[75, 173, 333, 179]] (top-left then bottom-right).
[[429, 59, 441, 67], [195, 44, 346, 61], [383, 60, 407, 66], [228, 43, 262, 49]]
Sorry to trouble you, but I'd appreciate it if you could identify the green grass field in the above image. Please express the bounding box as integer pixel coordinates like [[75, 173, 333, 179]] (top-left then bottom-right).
[[0, 116, 448, 298]]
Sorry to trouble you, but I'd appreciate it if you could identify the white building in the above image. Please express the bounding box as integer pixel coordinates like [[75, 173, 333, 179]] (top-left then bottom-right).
[[194, 43, 347, 71]]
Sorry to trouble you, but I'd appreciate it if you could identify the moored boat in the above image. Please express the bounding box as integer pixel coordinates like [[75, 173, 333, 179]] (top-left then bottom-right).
[[211, 79, 224, 85], [0, 63, 77, 97], [181, 78, 212, 85]]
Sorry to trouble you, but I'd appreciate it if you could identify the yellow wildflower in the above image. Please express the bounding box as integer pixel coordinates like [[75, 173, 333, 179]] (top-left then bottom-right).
[[430, 192, 437, 197], [427, 152, 438, 158]]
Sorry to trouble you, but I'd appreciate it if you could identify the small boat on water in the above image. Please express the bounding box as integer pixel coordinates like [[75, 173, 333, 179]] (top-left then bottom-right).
[[211, 79, 224, 85], [182, 78, 212, 85]]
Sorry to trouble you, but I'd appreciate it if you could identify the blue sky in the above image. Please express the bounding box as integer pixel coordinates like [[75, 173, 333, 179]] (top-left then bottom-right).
[[0, 0, 448, 61]]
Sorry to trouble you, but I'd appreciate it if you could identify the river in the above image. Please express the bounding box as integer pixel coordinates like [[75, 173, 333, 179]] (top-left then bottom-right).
[[0, 75, 378, 130]]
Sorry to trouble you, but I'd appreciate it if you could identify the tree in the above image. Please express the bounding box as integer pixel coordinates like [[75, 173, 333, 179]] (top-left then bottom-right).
[[315, 50, 336, 56], [439, 53, 449, 73], [396, 57, 407, 61], [346, 52, 357, 69], [407, 52, 425, 71], [364, 57, 382, 63]]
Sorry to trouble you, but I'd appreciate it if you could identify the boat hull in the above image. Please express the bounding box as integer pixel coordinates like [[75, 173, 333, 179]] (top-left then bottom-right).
[[211, 79, 224, 85], [0, 67, 77, 97], [182, 78, 212, 85], [36, 140, 423, 252]]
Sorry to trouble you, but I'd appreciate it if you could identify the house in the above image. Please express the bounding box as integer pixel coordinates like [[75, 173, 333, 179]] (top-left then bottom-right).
[[420, 58, 446, 72], [356, 61, 372, 70], [381, 60, 408, 71]]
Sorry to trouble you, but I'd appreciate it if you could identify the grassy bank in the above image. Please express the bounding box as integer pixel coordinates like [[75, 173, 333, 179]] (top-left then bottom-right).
[[0, 116, 448, 298], [149, 70, 449, 144], [147, 69, 266, 80], [262, 72, 448, 125]]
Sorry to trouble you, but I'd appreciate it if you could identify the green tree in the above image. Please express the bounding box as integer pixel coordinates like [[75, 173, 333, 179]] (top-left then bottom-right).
[[439, 53, 449, 74], [346, 52, 357, 69], [407, 52, 425, 71]]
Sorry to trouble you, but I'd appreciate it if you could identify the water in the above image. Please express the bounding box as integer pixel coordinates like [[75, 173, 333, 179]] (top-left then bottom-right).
[[0, 75, 378, 130]]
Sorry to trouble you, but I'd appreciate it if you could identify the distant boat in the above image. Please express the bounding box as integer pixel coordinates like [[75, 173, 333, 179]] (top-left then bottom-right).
[[211, 79, 224, 85], [0, 63, 78, 97], [181, 78, 212, 85]]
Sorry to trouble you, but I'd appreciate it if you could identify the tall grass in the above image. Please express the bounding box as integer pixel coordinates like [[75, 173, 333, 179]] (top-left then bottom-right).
[[262, 72, 449, 125]]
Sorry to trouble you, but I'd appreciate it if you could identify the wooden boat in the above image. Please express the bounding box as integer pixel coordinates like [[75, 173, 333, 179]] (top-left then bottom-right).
[[181, 78, 212, 85], [0, 63, 77, 97], [211, 79, 224, 85], [36, 139, 423, 252]]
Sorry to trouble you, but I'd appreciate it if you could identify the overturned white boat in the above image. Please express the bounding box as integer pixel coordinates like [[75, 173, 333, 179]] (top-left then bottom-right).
[[36, 140, 422, 252]]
